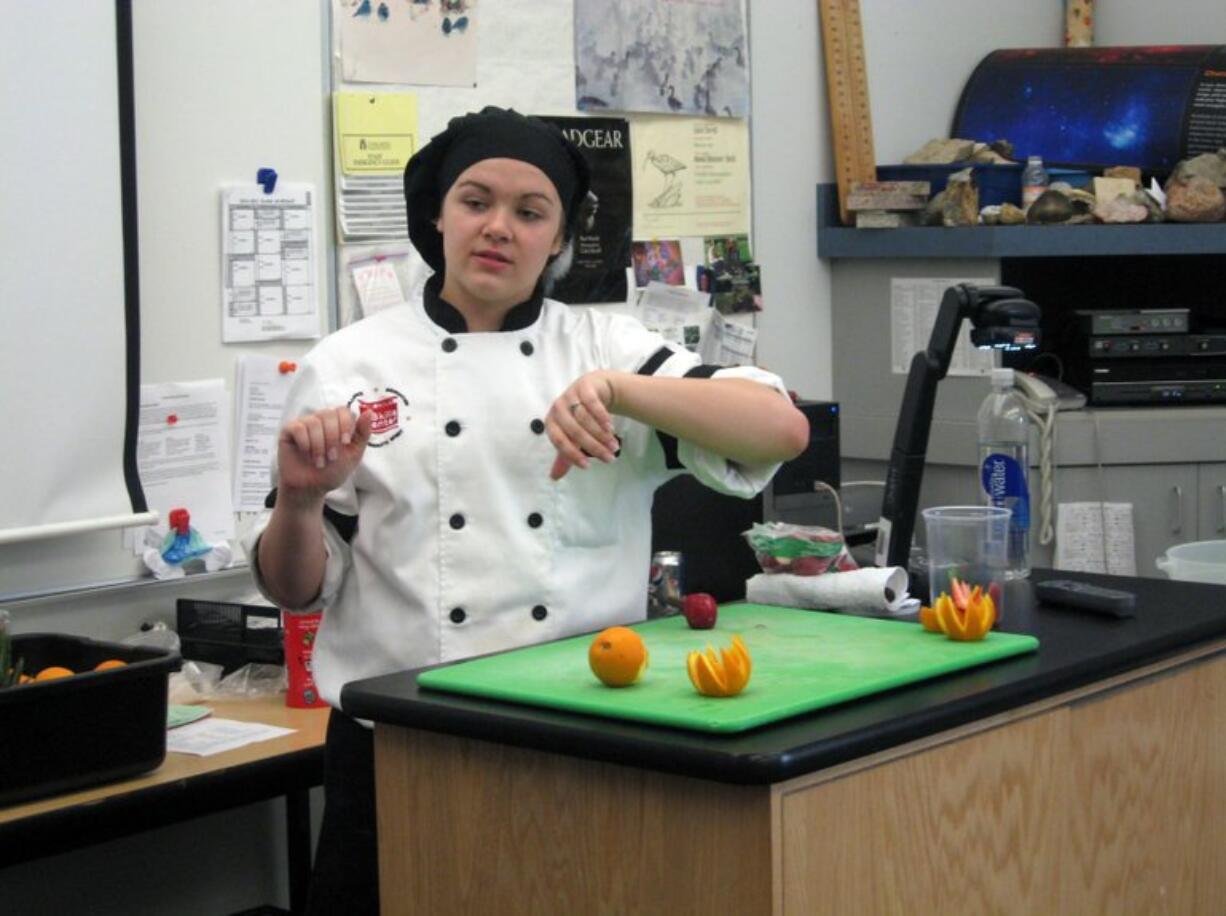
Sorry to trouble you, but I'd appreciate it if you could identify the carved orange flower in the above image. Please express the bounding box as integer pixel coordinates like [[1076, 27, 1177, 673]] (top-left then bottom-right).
[[922, 576, 996, 641]]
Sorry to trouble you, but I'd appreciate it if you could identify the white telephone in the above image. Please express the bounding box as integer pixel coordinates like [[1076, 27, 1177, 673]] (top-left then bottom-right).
[[1008, 371, 1084, 548], [1013, 371, 1086, 411]]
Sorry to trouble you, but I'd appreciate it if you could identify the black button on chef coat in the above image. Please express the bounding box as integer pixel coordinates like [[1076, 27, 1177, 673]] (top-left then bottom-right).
[[442, 337, 458, 353], [530, 418, 545, 434], [520, 340, 534, 356], [527, 512, 543, 528], [445, 420, 461, 437], [450, 607, 466, 624], [449, 513, 465, 530], [531, 605, 548, 621]]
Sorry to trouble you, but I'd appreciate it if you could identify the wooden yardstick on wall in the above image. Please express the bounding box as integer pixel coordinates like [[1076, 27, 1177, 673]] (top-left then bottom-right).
[[819, 0, 876, 225]]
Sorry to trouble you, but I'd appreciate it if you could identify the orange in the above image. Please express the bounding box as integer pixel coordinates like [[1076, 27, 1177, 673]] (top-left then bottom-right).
[[686, 635, 752, 698], [94, 659, 128, 671], [34, 665, 75, 681], [919, 606, 942, 633], [588, 626, 649, 687]]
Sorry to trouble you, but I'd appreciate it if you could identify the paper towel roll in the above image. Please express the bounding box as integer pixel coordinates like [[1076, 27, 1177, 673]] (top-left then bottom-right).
[[746, 567, 915, 617]]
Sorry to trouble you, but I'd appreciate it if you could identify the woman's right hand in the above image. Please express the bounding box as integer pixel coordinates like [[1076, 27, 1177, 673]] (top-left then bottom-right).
[[276, 406, 373, 507]]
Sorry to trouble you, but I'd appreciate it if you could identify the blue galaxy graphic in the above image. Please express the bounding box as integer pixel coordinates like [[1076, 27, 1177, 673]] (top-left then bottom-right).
[[955, 54, 1203, 172]]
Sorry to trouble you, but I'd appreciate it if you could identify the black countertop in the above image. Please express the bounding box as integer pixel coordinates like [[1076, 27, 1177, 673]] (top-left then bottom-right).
[[341, 570, 1226, 785]]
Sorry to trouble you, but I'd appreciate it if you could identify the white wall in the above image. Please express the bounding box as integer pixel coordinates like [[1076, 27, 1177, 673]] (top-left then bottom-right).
[[860, 3, 1059, 162], [749, 1, 830, 400]]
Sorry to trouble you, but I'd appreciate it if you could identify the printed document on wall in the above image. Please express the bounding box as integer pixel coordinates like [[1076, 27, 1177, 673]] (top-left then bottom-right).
[[890, 278, 997, 377], [631, 116, 750, 239], [334, 92, 417, 243], [135, 380, 235, 551], [221, 183, 320, 343], [637, 282, 712, 353], [233, 356, 297, 512]]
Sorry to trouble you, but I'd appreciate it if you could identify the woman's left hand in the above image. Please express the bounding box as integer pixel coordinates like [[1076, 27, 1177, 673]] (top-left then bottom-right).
[[547, 370, 622, 480]]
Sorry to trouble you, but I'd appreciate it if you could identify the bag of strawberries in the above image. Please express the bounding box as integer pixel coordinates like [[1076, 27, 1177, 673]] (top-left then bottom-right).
[[743, 522, 858, 576]]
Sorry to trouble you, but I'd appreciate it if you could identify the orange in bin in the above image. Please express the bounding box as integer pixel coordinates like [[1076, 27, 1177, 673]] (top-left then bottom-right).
[[34, 666, 75, 681]]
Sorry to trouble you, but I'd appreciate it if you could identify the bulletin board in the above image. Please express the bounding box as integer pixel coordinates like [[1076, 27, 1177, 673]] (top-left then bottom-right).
[[0, 0, 334, 600], [328, 0, 759, 335]]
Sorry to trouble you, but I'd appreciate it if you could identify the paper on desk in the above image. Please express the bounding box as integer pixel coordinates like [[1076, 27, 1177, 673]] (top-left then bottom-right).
[[167, 704, 212, 729], [1055, 502, 1136, 576], [233, 356, 296, 512], [166, 717, 295, 757], [891, 278, 997, 377], [132, 380, 235, 552]]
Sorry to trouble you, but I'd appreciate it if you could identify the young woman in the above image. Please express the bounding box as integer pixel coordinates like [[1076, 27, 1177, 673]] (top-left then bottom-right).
[[246, 106, 809, 914]]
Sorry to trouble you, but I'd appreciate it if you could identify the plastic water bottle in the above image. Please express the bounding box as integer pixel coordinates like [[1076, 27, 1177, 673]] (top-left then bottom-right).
[[1021, 155, 1050, 210], [977, 368, 1031, 578]]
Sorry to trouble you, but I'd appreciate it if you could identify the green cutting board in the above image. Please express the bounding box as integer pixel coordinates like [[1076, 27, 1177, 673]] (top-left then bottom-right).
[[417, 603, 1039, 734]]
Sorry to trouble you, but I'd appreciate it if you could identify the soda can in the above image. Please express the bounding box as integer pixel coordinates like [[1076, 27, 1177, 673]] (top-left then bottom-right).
[[647, 550, 684, 618]]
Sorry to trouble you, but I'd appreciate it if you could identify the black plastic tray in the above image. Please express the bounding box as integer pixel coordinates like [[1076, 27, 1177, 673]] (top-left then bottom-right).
[[176, 599, 283, 674], [0, 633, 181, 806]]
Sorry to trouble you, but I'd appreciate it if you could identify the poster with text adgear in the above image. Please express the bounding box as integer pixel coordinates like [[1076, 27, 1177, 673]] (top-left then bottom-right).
[[536, 115, 631, 305]]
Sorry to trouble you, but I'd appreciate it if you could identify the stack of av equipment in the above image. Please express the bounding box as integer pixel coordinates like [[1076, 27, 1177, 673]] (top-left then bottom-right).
[[1064, 308, 1226, 406]]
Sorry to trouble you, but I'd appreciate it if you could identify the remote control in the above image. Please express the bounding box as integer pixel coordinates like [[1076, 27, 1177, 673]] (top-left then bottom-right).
[[1034, 579, 1136, 618]]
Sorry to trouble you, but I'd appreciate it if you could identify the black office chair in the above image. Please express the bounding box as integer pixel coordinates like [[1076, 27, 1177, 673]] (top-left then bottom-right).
[[650, 475, 763, 602]]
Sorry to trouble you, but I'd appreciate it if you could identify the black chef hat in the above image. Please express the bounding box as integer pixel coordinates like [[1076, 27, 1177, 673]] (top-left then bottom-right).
[[404, 107, 592, 273]]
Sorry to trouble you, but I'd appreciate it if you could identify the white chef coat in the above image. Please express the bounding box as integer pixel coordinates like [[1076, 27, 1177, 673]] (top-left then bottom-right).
[[244, 279, 789, 709]]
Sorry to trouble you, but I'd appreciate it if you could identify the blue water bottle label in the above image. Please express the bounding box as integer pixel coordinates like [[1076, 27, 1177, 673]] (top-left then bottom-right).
[[981, 453, 1030, 529]]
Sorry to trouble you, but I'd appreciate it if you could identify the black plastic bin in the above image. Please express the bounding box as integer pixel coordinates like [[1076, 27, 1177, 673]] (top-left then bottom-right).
[[176, 599, 284, 674], [0, 633, 181, 806]]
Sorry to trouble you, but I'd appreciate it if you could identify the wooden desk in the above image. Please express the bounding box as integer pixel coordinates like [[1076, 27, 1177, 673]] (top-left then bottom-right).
[[0, 697, 328, 913], [345, 573, 1226, 914]]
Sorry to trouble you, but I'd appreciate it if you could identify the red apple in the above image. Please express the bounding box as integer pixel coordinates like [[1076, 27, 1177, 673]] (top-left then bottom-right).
[[682, 592, 718, 629], [789, 555, 828, 576]]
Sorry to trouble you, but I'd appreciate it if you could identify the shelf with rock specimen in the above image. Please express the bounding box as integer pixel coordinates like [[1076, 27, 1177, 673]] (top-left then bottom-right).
[[817, 183, 1226, 259]]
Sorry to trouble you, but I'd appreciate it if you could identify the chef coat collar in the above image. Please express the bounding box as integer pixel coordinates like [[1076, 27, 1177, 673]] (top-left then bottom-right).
[[423, 273, 544, 333]]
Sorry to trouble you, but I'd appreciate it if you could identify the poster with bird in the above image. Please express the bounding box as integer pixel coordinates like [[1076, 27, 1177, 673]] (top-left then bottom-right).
[[631, 115, 750, 238]]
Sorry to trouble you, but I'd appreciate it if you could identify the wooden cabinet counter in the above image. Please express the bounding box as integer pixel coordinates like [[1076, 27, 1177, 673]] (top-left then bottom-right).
[[344, 572, 1226, 914]]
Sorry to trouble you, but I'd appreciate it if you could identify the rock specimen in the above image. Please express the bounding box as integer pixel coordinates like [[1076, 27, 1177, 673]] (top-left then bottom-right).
[[1104, 165, 1142, 185], [1094, 196, 1149, 223], [940, 167, 979, 225], [1026, 189, 1075, 224], [1166, 175, 1226, 222], [904, 138, 977, 164], [1167, 148, 1226, 191]]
